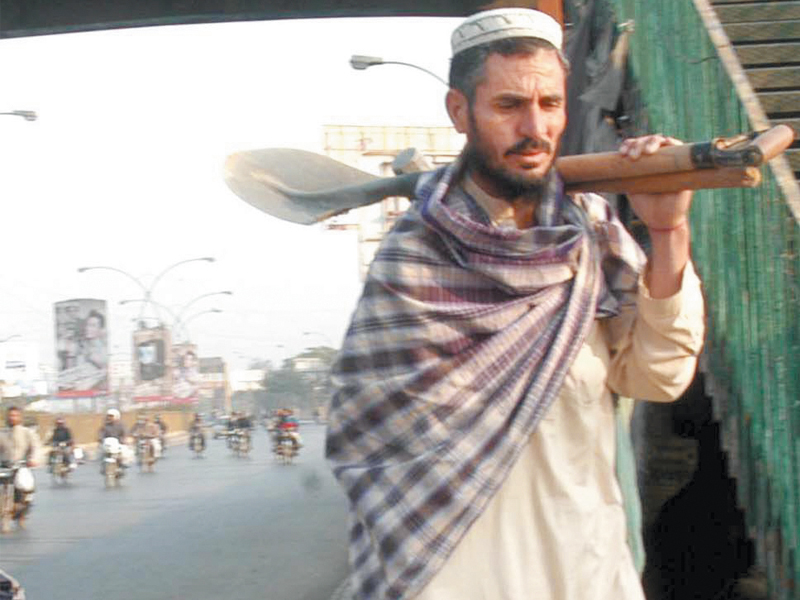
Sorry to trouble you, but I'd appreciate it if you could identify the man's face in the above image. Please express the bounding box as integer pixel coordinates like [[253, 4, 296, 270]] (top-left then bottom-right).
[[7, 409, 22, 427], [449, 49, 567, 198]]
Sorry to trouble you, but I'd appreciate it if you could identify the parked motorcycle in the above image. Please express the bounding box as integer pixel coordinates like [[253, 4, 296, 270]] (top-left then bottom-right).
[[0, 462, 34, 533], [49, 442, 72, 484]]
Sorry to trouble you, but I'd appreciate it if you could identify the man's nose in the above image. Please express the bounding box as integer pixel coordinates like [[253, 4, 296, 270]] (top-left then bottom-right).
[[518, 105, 547, 140]]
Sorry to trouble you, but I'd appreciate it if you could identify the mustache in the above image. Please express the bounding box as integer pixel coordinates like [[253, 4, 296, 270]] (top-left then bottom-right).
[[504, 137, 552, 156]]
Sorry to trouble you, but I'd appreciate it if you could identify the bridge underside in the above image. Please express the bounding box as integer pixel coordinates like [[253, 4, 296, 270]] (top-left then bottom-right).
[[0, 1, 564, 39]]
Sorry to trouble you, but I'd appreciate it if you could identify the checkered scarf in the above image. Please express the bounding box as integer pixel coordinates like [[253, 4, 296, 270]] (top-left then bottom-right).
[[326, 160, 645, 600]]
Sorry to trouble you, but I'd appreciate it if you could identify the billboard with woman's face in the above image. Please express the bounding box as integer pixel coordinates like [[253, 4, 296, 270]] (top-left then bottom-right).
[[133, 326, 172, 402], [54, 299, 109, 395], [172, 343, 200, 402]]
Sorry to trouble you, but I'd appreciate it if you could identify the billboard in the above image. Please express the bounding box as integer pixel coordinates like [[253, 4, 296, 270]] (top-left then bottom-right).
[[172, 343, 199, 403], [54, 299, 109, 396], [133, 326, 172, 402]]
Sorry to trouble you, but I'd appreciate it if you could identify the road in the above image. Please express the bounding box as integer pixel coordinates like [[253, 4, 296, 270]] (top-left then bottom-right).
[[0, 423, 349, 600]]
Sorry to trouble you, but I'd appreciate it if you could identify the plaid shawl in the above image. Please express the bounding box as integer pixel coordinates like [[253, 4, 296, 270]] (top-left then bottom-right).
[[326, 160, 646, 600]]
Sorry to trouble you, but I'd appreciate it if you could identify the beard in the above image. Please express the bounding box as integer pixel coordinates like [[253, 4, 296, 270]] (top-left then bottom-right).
[[464, 111, 555, 201]]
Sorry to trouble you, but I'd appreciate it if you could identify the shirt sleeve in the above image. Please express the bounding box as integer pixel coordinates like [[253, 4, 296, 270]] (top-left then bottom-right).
[[604, 260, 706, 402], [26, 428, 43, 462]]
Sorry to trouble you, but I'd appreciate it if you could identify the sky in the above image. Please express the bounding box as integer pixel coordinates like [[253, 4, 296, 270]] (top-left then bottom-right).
[[0, 16, 461, 372]]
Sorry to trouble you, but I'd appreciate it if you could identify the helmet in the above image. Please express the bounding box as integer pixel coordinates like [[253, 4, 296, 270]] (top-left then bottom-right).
[[106, 408, 121, 420]]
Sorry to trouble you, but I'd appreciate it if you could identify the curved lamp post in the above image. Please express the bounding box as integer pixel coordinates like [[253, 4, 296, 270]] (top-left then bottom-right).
[[146, 257, 216, 316], [79, 256, 215, 324], [120, 298, 221, 343], [349, 55, 448, 87], [179, 308, 223, 343], [0, 110, 37, 121], [174, 290, 233, 326]]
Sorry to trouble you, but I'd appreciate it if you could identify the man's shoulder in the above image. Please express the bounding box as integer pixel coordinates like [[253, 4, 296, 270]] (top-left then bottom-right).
[[567, 191, 615, 224]]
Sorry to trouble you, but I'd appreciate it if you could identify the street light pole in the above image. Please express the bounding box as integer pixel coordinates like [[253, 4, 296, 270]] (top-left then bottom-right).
[[179, 309, 223, 343], [349, 55, 449, 87], [0, 110, 37, 121], [78, 265, 149, 297], [173, 290, 233, 327], [146, 257, 216, 322], [79, 257, 216, 325]]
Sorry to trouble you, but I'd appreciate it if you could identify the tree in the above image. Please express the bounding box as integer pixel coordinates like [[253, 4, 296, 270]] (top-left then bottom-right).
[[261, 346, 337, 415]]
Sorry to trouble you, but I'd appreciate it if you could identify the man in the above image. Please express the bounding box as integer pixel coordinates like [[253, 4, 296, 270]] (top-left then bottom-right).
[[139, 416, 162, 460], [154, 414, 167, 454], [0, 407, 40, 468], [325, 8, 705, 600], [98, 409, 127, 475], [98, 409, 126, 443], [0, 406, 41, 528], [47, 416, 76, 469], [129, 414, 147, 440], [273, 409, 302, 453], [188, 413, 206, 451]]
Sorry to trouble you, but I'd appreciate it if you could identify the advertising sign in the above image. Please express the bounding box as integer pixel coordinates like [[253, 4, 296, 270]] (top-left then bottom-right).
[[54, 299, 109, 396], [172, 343, 199, 403], [133, 326, 172, 402]]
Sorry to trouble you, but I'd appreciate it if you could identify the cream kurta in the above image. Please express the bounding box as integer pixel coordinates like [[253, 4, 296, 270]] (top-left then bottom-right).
[[416, 183, 706, 600]]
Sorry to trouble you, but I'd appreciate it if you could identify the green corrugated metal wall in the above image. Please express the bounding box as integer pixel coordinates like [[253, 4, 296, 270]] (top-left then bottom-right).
[[600, 1, 800, 597]]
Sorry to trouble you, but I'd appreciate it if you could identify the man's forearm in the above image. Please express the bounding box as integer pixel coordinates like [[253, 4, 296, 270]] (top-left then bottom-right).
[[645, 221, 691, 298]]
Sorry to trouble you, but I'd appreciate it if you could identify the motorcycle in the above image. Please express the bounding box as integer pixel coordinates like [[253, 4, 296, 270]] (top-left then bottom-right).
[[190, 431, 205, 458], [0, 461, 35, 533], [229, 428, 250, 458], [136, 437, 159, 472], [49, 442, 72, 484], [101, 437, 125, 488], [273, 432, 299, 465]]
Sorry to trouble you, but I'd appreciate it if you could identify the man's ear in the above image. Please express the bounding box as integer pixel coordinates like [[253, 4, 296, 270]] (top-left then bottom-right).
[[446, 89, 469, 134]]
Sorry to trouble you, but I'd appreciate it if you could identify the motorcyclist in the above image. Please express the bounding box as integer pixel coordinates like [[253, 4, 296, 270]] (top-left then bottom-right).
[[226, 411, 238, 447], [47, 417, 76, 470], [273, 408, 302, 452], [236, 413, 253, 430], [0, 406, 41, 528], [154, 414, 168, 454], [188, 413, 206, 451], [140, 416, 162, 459], [129, 415, 147, 440], [98, 409, 126, 475]]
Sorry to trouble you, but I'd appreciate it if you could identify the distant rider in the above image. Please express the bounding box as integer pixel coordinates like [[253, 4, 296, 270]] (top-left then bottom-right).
[[98, 409, 127, 474], [188, 414, 206, 451], [0, 406, 41, 528], [140, 416, 162, 458], [154, 414, 168, 453], [47, 417, 76, 469], [273, 409, 302, 452], [129, 415, 146, 440], [98, 409, 126, 443]]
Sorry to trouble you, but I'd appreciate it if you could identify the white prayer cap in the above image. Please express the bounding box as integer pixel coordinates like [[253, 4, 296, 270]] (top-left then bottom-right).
[[451, 8, 563, 56]]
